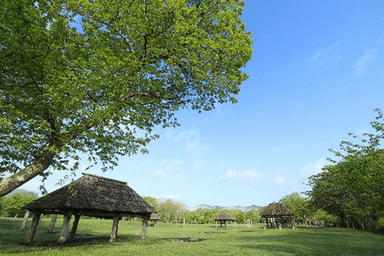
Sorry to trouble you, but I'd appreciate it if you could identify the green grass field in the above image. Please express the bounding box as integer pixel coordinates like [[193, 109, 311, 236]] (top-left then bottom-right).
[[1, 217, 384, 255]]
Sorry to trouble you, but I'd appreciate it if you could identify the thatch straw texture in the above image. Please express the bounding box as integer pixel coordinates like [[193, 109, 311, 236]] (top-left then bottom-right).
[[214, 211, 237, 221], [23, 173, 155, 218], [259, 203, 294, 218], [150, 212, 161, 221]]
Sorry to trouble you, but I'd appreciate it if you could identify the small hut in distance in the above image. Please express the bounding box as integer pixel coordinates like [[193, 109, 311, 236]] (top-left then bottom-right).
[[23, 173, 155, 244], [259, 202, 296, 230], [214, 211, 237, 228], [150, 212, 161, 227]]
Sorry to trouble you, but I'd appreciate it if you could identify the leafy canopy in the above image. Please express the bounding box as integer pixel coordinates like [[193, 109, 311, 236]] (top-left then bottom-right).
[[0, 0, 252, 195]]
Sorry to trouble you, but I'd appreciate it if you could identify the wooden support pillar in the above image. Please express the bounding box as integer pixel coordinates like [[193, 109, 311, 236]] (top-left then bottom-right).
[[141, 216, 149, 239], [20, 210, 30, 231], [47, 214, 58, 233], [183, 218, 185, 228], [36, 214, 43, 230], [263, 218, 266, 230], [109, 216, 120, 242], [69, 215, 81, 241], [58, 212, 72, 244], [225, 220, 228, 228], [26, 212, 41, 243]]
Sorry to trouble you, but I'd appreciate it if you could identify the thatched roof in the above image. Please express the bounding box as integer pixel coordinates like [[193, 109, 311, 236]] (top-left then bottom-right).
[[214, 211, 237, 221], [23, 173, 155, 218], [150, 212, 161, 221], [259, 203, 294, 218]]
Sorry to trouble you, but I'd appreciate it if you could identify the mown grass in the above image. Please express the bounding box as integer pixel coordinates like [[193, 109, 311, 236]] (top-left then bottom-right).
[[1, 217, 384, 255]]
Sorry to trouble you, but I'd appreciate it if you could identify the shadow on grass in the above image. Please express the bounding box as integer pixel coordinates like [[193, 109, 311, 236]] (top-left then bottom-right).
[[237, 227, 384, 255], [17, 235, 166, 248]]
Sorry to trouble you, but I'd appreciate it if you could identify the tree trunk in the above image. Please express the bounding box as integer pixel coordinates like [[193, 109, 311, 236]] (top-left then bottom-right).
[[141, 216, 149, 239], [19, 210, 30, 231], [58, 212, 72, 244], [0, 150, 56, 197], [26, 212, 41, 244], [109, 216, 120, 242], [48, 214, 58, 233], [69, 215, 81, 241]]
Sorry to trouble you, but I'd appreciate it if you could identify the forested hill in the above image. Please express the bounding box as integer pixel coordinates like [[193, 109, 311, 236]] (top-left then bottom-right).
[[195, 204, 261, 212]]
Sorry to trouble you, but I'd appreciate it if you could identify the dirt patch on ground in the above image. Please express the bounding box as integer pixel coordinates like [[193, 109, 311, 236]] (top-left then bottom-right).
[[162, 237, 204, 242], [18, 236, 141, 247]]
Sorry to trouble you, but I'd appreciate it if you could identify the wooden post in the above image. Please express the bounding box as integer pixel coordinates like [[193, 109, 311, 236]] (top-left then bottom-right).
[[69, 215, 81, 241], [58, 212, 72, 244], [36, 214, 43, 230], [263, 218, 266, 230], [19, 210, 30, 231], [141, 216, 149, 239], [26, 212, 41, 243], [109, 216, 120, 242], [183, 218, 185, 228], [225, 220, 228, 229], [47, 214, 58, 233]]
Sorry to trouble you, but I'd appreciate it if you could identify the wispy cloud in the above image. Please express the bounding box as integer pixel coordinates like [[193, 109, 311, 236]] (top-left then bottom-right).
[[354, 49, 379, 76], [220, 169, 262, 182], [273, 175, 285, 184], [193, 160, 205, 172], [300, 159, 328, 176], [306, 44, 341, 66], [175, 174, 187, 180], [173, 129, 207, 153], [154, 170, 165, 177]]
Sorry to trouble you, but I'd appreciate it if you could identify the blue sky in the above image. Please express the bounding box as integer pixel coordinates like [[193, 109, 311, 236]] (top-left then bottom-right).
[[18, 0, 384, 209]]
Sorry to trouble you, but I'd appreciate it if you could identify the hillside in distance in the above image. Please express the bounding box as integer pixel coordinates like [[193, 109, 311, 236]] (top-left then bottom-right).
[[195, 204, 262, 212]]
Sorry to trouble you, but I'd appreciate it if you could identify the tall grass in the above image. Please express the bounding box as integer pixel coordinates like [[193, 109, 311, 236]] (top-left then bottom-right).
[[1, 217, 384, 255]]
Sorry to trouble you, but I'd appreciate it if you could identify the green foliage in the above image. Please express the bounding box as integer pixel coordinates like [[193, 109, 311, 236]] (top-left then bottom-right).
[[279, 192, 312, 223], [0, 0, 253, 196], [0, 193, 37, 217], [306, 109, 384, 232]]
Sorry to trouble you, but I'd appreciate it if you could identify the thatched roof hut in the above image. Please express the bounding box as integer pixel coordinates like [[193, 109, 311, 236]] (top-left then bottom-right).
[[150, 212, 161, 221], [150, 212, 161, 227], [214, 211, 237, 221], [260, 203, 294, 218], [259, 203, 296, 230], [22, 173, 155, 244], [214, 211, 237, 228]]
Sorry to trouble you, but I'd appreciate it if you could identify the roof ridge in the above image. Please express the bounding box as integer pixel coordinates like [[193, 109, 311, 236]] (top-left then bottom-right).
[[81, 173, 128, 185]]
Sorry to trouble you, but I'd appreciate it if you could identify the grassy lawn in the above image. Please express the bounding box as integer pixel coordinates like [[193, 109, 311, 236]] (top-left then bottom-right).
[[1, 217, 384, 255]]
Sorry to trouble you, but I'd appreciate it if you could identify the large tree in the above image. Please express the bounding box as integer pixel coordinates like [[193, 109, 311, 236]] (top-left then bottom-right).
[[0, 0, 253, 196]]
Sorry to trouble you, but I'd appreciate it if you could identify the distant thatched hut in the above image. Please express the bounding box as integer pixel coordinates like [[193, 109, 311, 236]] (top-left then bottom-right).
[[22, 173, 155, 244], [259, 202, 296, 230], [214, 211, 237, 228], [150, 212, 161, 227]]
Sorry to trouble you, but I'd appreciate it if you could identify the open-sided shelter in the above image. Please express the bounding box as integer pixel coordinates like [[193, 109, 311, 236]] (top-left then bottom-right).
[[259, 202, 296, 230], [22, 173, 155, 244], [214, 211, 237, 228], [150, 212, 161, 227]]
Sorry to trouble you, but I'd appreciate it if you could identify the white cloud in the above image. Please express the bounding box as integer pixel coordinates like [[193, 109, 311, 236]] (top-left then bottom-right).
[[154, 170, 165, 177], [175, 174, 186, 180], [300, 159, 328, 176], [174, 129, 207, 153], [355, 49, 379, 76], [220, 169, 262, 181], [273, 175, 285, 184], [306, 44, 341, 66], [193, 160, 205, 172], [160, 159, 184, 172]]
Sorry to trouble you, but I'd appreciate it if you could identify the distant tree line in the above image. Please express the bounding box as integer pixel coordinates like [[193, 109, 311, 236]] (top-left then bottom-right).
[[0, 189, 37, 217]]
